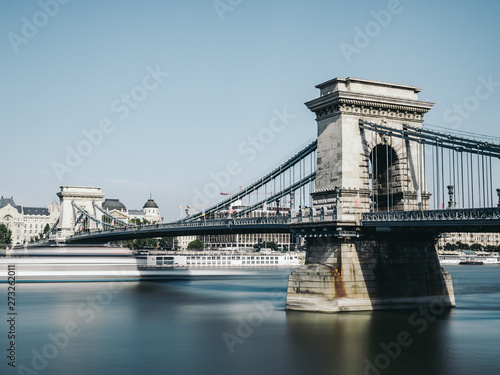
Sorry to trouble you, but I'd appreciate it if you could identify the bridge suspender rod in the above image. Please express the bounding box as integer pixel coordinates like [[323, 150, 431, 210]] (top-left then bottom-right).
[[184, 140, 317, 222], [43, 218, 60, 239], [386, 142, 389, 212], [460, 151, 465, 208], [74, 213, 84, 226], [435, 141, 439, 209], [469, 153, 474, 208], [375, 137, 378, 210], [489, 156, 493, 206], [420, 142, 423, 209], [92, 202, 133, 228], [482, 154, 486, 207], [478, 152, 482, 207], [359, 120, 500, 158], [452, 151, 459, 209], [233, 172, 316, 218], [71, 202, 114, 230], [441, 146, 445, 209]]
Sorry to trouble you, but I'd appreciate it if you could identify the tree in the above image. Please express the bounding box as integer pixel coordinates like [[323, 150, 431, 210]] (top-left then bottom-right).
[[266, 241, 279, 251], [444, 243, 457, 251], [187, 239, 204, 250], [0, 224, 12, 247], [158, 237, 174, 250], [129, 218, 150, 225], [485, 245, 499, 252], [470, 243, 482, 251], [124, 238, 158, 250]]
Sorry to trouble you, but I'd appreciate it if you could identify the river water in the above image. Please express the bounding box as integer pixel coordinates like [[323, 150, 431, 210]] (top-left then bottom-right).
[[3, 265, 500, 375]]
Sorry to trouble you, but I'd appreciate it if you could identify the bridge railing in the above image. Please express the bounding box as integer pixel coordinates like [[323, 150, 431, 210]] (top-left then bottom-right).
[[290, 206, 338, 224], [68, 216, 292, 238], [362, 207, 500, 223]]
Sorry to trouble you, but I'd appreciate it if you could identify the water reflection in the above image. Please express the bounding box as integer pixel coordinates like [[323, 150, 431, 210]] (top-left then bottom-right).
[[7, 267, 500, 375]]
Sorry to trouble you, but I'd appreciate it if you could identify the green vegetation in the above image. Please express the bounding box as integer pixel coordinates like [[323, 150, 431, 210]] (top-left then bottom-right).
[[116, 237, 175, 250], [129, 218, 150, 225], [253, 241, 279, 251], [158, 237, 174, 250], [443, 241, 500, 252], [187, 239, 204, 250], [0, 223, 12, 248], [102, 215, 112, 224], [124, 238, 157, 250], [266, 241, 278, 251]]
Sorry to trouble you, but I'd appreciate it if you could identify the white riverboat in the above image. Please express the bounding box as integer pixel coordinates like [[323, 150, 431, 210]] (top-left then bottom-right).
[[438, 250, 500, 265], [0, 245, 304, 282], [137, 250, 304, 268], [0, 245, 143, 282]]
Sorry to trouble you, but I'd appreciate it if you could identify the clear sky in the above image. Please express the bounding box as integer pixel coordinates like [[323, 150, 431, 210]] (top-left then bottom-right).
[[1, 0, 499, 220]]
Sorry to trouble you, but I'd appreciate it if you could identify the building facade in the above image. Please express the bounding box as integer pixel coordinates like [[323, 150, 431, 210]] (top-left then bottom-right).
[[438, 232, 500, 249], [0, 196, 59, 246], [102, 197, 161, 224], [175, 203, 295, 250]]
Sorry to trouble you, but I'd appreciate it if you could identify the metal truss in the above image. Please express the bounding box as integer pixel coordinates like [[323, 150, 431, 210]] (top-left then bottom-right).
[[184, 139, 317, 222], [233, 172, 316, 218], [71, 202, 114, 230], [359, 120, 500, 158], [362, 207, 500, 223], [92, 202, 134, 227]]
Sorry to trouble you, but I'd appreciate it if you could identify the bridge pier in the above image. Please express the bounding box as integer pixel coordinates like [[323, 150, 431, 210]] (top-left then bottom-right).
[[286, 76, 455, 312], [286, 233, 455, 312]]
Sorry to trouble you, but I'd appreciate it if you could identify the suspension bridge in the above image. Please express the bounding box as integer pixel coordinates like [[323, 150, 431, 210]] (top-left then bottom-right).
[[47, 77, 500, 313], [60, 118, 500, 244]]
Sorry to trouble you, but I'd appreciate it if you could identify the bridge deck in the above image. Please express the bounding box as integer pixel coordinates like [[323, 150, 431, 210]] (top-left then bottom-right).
[[61, 207, 500, 244]]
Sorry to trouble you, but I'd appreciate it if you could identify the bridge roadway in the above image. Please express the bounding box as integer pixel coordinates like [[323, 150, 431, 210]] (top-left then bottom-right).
[[65, 216, 291, 244], [63, 207, 500, 244]]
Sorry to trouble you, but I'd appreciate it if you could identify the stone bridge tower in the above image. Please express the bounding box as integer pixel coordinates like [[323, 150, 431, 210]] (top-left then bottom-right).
[[306, 77, 433, 217], [286, 78, 455, 313], [56, 186, 105, 240]]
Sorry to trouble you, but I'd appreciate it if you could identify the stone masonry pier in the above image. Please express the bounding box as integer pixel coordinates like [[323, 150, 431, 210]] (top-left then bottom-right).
[[286, 233, 455, 312], [285, 77, 455, 313]]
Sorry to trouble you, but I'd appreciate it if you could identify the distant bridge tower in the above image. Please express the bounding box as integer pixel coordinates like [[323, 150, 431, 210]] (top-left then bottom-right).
[[56, 186, 105, 240], [306, 77, 434, 216]]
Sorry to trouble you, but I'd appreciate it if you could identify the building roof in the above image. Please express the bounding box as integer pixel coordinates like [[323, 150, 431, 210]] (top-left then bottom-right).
[[143, 198, 158, 208], [143, 199, 158, 209], [0, 196, 22, 213], [128, 209, 143, 215], [102, 199, 127, 211], [23, 207, 50, 216]]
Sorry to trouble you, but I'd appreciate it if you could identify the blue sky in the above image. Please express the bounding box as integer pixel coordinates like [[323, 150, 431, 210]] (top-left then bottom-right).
[[1, 0, 499, 220]]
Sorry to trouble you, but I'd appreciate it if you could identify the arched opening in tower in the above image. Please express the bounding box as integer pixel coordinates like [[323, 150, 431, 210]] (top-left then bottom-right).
[[369, 144, 402, 211]]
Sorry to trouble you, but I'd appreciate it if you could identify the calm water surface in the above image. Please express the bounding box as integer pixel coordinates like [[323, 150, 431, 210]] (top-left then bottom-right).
[[3, 266, 500, 375]]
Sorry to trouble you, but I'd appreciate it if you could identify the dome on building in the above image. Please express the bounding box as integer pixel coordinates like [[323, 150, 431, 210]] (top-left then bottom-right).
[[102, 199, 127, 211], [143, 199, 158, 209]]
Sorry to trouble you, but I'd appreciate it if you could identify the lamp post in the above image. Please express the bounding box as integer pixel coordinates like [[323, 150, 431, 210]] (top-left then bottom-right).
[[447, 185, 455, 209]]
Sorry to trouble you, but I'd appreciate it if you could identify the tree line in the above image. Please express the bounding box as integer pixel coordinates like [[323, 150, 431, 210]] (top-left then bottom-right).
[[442, 241, 500, 252]]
